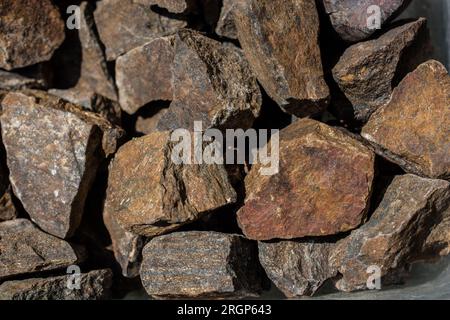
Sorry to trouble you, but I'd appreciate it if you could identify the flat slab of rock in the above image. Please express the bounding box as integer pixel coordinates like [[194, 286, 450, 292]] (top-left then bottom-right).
[[330, 174, 450, 292], [140, 231, 263, 298], [0, 0, 65, 70], [0, 219, 81, 280], [362, 60, 450, 179], [94, 0, 186, 61], [333, 18, 427, 121], [0, 269, 112, 300], [105, 131, 236, 237], [237, 118, 375, 240], [258, 241, 337, 297], [323, 0, 411, 42], [233, 0, 329, 117]]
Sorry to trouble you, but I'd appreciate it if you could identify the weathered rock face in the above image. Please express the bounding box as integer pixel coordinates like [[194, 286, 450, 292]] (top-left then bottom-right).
[[423, 206, 450, 257], [323, 0, 412, 42], [0, 219, 81, 280], [0, 0, 65, 70], [140, 231, 264, 298], [116, 36, 175, 114], [362, 60, 450, 180], [157, 30, 262, 131], [0, 186, 16, 222], [0, 91, 121, 238], [137, 0, 198, 13], [237, 118, 375, 240], [333, 18, 427, 121], [135, 107, 169, 135], [216, 0, 237, 39], [105, 131, 237, 237], [0, 70, 45, 91], [94, 0, 186, 61], [0, 269, 113, 300], [330, 174, 450, 292], [258, 241, 337, 297], [233, 0, 329, 117]]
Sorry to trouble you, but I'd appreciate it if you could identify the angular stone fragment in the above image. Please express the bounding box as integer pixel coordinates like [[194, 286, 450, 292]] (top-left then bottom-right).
[[362, 60, 450, 179], [258, 241, 337, 297], [0, 91, 122, 238], [0, 219, 81, 280], [0, 269, 113, 300], [136, 0, 198, 13], [0, 70, 45, 91], [0, 0, 65, 70], [330, 174, 450, 292], [140, 231, 263, 298], [237, 118, 375, 240], [105, 132, 236, 237], [216, 0, 237, 39], [333, 18, 427, 121], [423, 206, 450, 257], [157, 30, 262, 131], [136, 107, 169, 135], [94, 0, 186, 61], [116, 36, 175, 114], [233, 0, 329, 117], [323, 0, 412, 42]]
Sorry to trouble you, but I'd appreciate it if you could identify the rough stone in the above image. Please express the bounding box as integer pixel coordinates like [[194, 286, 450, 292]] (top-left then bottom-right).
[[0, 219, 81, 280], [0, 70, 45, 91], [323, 0, 412, 42], [362, 60, 450, 180], [140, 231, 263, 298], [237, 118, 375, 240], [216, 0, 237, 39], [423, 205, 450, 257], [0, 0, 65, 70], [0, 269, 113, 300], [105, 131, 237, 237], [330, 174, 450, 292], [258, 241, 337, 297], [233, 0, 329, 117], [135, 107, 169, 135], [137, 0, 198, 13], [333, 18, 427, 121]]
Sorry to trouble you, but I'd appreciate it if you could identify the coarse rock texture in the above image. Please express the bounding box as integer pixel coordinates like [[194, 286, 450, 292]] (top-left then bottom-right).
[[0, 269, 113, 300], [423, 205, 450, 257], [330, 174, 450, 292], [116, 36, 175, 114], [0, 70, 45, 91], [0, 91, 122, 238], [323, 0, 412, 42], [105, 131, 237, 237], [216, 0, 237, 39], [136, 0, 198, 13], [0, 219, 81, 281], [156, 30, 262, 131], [233, 0, 329, 117], [258, 241, 337, 297], [94, 0, 186, 61], [237, 118, 375, 240], [0, 0, 65, 70], [140, 231, 264, 298], [333, 18, 427, 121], [135, 107, 170, 135], [362, 60, 450, 180]]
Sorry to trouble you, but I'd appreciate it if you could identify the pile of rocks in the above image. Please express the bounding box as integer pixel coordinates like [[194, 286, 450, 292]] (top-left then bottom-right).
[[0, 0, 449, 299]]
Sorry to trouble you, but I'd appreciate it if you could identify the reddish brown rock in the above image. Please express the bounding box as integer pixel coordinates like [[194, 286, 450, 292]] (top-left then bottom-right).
[[0, 0, 65, 70], [0, 219, 81, 280], [105, 131, 237, 237], [137, 0, 198, 13], [216, 0, 237, 39], [333, 18, 427, 121], [140, 231, 264, 298], [135, 107, 169, 135], [423, 206, 450, 257], [323, 0, 412, 42], [330, 174, 450, 292], [94, 0, 186, 61], [237, 118, 375, 240], [233, 0, 329, 117], [258, 241, 337, 297], [362, 60, 450, 180]]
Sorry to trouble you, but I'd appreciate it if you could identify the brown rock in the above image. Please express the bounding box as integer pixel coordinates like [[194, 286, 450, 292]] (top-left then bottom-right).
[[330, 174, 450, 292], [0, 269, 113, 300], [135, 107, 169, 135], [258, 241, 337, 297], [0, 219, 81, 280], [105, 131, 237, 237], [323, 0, 412, 42], [0, 186, 17, 222], [216, 0, 237, 39], [136, 0, 198, 13], [140, 231, 264, 298], [362, 60, 450, 179], [333, 18, 427, 121], [237, 118, 375, 240], [157, 30, 262, 131], [94, 0, 186, 61], [0, 70, 45, 91], [423, 206, 450, 257], [0, 0, 65, 70], [233, 0, 329, 117]]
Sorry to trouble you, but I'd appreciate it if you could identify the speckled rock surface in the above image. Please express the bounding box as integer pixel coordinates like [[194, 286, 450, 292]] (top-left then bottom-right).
[[137, 0, 198, 13], [0, 70, 45, 91], [216, 0, 237, 39]]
